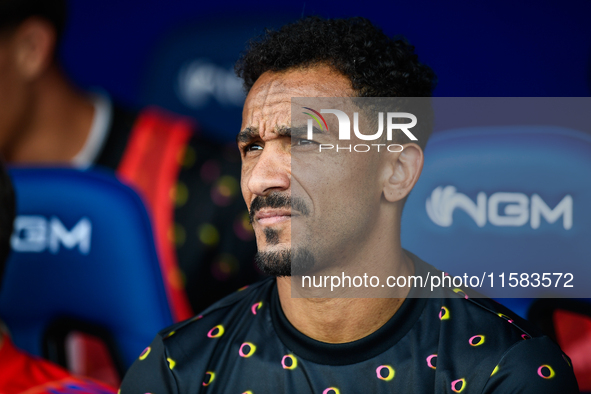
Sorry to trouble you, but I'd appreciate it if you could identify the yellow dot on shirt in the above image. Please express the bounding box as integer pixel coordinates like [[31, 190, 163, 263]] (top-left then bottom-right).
[[208, 325, 225, 338], [451, 378, 466, 393], [139, 347, 151, 360], [239, 342, 257, 358], [439, 306, 450, 320], [538, 365, 555, 379], [376, 365, 395, 381], [562, 354, 571, 367], [199, 223, 219, 246], [167, 357, 176, 370], [490, 365, 499, 377], [282, 354, 298, 370], [203, 371, 215, 386]]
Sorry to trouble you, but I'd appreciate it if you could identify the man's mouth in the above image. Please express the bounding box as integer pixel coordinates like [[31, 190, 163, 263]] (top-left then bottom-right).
[[249, 192, 309, 225], [254, 208, 292, 225]]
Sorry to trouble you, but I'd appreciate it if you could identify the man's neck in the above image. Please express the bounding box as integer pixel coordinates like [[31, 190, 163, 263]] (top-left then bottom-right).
[[276, 248, 414, 343], [5, 66, 95, 164]]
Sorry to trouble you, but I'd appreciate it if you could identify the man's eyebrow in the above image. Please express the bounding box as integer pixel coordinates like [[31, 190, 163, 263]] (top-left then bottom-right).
[[236, 127, 259, 144], [236, 125, 292, 143], [275, 126, 291, 137]]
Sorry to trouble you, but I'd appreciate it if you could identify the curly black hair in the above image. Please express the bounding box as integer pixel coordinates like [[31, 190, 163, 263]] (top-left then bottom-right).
[[235, 17, 436, 148], [235, 16, 437, 98]]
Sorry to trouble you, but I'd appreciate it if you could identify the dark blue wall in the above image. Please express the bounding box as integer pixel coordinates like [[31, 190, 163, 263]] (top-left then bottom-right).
[[59, 0, 591, 140]]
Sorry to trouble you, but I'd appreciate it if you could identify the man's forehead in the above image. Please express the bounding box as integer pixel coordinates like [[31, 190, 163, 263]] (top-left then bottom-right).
[[241, 65, 354, 135], [255, 65, 352, 93]]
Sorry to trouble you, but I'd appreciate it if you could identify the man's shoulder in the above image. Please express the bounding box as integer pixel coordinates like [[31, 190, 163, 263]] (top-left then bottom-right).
[[157, 277, 275, 344], [411, 253, 543, 340], [436, 288, 542, 338], [119, 278, 275, 392], [411, 256, 577, 391]]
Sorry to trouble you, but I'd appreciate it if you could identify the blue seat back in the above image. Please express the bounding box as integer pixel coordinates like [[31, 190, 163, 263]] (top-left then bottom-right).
[[0, 167, 174, 368], [401, 126, 591, 305]]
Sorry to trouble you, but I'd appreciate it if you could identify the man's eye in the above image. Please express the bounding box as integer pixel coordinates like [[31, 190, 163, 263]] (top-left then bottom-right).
[[245, 144, 263, 152], [294, 138, 316, 146]]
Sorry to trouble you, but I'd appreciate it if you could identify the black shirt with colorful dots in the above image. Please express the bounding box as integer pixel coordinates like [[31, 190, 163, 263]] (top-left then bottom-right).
[[119, 253, 579, 393]]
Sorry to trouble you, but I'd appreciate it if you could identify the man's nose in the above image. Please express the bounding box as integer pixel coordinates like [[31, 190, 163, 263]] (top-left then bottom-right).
[[246, 145, 290, 196]]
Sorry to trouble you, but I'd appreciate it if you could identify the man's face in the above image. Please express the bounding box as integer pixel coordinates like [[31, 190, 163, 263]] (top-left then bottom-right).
[[239, 65, 387, 277]]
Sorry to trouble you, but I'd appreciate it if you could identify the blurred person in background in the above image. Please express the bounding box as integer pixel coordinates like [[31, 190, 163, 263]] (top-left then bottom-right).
[[0, 0, 260, 318], [0, 160, 116, 393]]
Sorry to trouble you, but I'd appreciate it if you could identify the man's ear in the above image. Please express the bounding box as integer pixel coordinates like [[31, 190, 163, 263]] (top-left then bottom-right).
[[382, 143, 424, 203], [13, 17, 57, 80]]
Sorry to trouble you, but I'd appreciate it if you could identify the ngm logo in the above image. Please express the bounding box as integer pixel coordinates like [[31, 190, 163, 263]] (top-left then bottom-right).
[[177, 59, 244, 108], [426, 186, 573, 230], [11, 216, 92, 254], [303, 107, 417, 152]]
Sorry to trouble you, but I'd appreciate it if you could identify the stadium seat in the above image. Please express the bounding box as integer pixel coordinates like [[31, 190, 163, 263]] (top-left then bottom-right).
[[401, 126, 591, 390], [0, 167, 176, 385]]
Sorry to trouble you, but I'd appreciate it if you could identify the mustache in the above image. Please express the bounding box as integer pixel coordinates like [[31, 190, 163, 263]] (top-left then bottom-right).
[[249, 192, 310, 224]]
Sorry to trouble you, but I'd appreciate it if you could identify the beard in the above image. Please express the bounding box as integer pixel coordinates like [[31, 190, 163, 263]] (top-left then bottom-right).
[[250, 191, 314, 277], [254, 247, 315, 277]]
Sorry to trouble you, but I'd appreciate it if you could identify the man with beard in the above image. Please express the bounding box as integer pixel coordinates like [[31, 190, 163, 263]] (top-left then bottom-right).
[[120, 16, 579, 393]]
